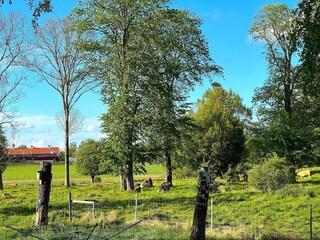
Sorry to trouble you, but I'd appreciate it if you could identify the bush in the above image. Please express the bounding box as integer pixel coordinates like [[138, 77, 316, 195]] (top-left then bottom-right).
[[174, 166, 198, 179], [94, 176, 102, 183], [248, 154, 293, 192]]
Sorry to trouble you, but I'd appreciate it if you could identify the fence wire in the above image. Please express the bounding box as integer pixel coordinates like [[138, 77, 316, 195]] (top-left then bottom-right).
[[1, 191, 320, 239]]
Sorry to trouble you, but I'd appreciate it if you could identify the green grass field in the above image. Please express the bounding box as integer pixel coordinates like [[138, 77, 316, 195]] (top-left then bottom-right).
[[1, 163, 320, 239]]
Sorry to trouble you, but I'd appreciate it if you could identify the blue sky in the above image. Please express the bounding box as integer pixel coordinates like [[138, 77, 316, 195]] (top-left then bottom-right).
[[1, 0, 298, 149]]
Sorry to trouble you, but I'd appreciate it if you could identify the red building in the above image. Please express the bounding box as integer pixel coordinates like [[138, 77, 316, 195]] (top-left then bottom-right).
[[7, 147, 60, 162]]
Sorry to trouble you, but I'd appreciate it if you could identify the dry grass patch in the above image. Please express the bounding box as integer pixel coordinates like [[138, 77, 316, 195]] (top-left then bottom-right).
[[207, 225, 253, 239]]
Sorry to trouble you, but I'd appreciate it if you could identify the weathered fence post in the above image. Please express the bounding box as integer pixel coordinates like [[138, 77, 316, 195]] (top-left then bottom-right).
[[211, 198, 213, 229], [135, 193, 138, 221], [69, 192, 72, 221], [34, 162, 52, 227], [310, 204, 313, 240], [190, 167, 211, 240]]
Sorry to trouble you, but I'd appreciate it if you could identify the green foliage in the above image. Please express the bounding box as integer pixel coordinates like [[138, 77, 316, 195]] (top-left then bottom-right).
[[0, 126, 7, 190], [75, 139, 101, 182], [72, 0, 174, 190], [94, 176, 101, 183], [69, 142, 77, 158], [249, 3, 319, 169], [16, 144, 27, 148], [174, 165, 198, 179], [184, 86, 250, 175], [0, 126, 8, 171], [296, 0, 320, 163], [71, 0, 219, 189], [59, 150, 65, 162], [248, 154, 293, 192]]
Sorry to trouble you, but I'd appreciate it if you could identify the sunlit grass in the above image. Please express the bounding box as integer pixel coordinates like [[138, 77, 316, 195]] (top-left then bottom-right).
[[1, 163, 320, 239]]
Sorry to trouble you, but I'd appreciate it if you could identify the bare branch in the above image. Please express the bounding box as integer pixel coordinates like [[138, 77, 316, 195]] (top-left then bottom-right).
[[26, 17, 98, 187], [0, 13, 27, 131]]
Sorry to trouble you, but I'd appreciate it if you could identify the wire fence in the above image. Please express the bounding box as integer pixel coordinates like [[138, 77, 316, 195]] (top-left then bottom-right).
[[2, 191, 320, 239]]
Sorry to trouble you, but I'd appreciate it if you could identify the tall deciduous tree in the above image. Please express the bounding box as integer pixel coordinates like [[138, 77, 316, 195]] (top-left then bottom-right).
[[0, 125, 8, 190], [0, 13, 27, 131], [296, 0, 320, 161], [190, 86, 250, 176], [72, 0, 170, 191], [250, 4, 306, 176], [140, 9, 219, 186], [28, 18, 97, 187], [72, 0, 219, 190]]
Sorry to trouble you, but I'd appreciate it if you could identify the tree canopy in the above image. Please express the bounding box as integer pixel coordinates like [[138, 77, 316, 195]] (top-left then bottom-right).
[[75, 139, 101, 183], [180, 85, 250, 176], [250, 4, 306, 170], [71, 0, 219, 190]]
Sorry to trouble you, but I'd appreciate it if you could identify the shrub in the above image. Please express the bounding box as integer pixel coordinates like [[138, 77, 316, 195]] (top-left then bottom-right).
[[248, 154, 293, 192], [94, 176, 102, 183], [174, 166, 198, 179]]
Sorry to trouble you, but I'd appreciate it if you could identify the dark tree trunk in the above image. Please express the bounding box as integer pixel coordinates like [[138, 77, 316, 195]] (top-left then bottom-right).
[[65, 109, 70, 187], [0, 170, 3, 190], [165, 151, 173, 186], [288, 164, 297, 184], [34, 162, 52, 227], [120, 173, 127, 190], [91, 175, 95, 184], [125, 160, 134, 191], [190, 167, 210, 240]]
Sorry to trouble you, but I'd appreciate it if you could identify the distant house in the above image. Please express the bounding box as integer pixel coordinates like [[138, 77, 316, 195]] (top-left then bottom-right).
[[7, 147, 60, 162]]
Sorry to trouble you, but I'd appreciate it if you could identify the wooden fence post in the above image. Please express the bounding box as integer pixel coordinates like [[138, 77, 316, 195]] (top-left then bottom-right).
[[69, 192, 72, 221], [34, 162, 52, 227], [135, 193, 138, 221], [211, 198, 213, 229], [93, 201, 95, 219], [310, 204, 313, 240], [190, 167, 211, 240]]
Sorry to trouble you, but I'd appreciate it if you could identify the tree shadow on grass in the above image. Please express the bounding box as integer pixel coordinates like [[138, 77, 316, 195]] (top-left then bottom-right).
[[0, 206, 35, 216], [296, 178, 320, 185]]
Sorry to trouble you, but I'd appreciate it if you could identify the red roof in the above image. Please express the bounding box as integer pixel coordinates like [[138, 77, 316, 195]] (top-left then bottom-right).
[[7, 147, 60, 156]]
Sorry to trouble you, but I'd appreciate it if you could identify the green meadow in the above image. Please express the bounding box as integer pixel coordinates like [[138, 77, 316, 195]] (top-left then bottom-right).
[[1, 163, 320, 239]]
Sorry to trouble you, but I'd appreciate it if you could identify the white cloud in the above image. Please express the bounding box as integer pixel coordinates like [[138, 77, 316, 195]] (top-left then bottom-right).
[[87, 124, 96, 132], [31, 139, 45, 147], [7, 113, 105, 150]]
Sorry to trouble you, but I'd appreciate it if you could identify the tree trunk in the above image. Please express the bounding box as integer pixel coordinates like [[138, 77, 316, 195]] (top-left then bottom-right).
[[120, 173, 127, 190], [0, 170, 3, 190], [125, 160, 134, 191], [190, 167, 210, 240], [34, 162, 52, 227], [65, 109, 70, 187], [91, 175, 95, 184], [288, 164, 297, 184], [165, 151, 173, 186]]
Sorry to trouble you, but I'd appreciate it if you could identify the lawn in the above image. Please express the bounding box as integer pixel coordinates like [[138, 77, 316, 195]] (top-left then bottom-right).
[[1, 163, 320, 239]]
